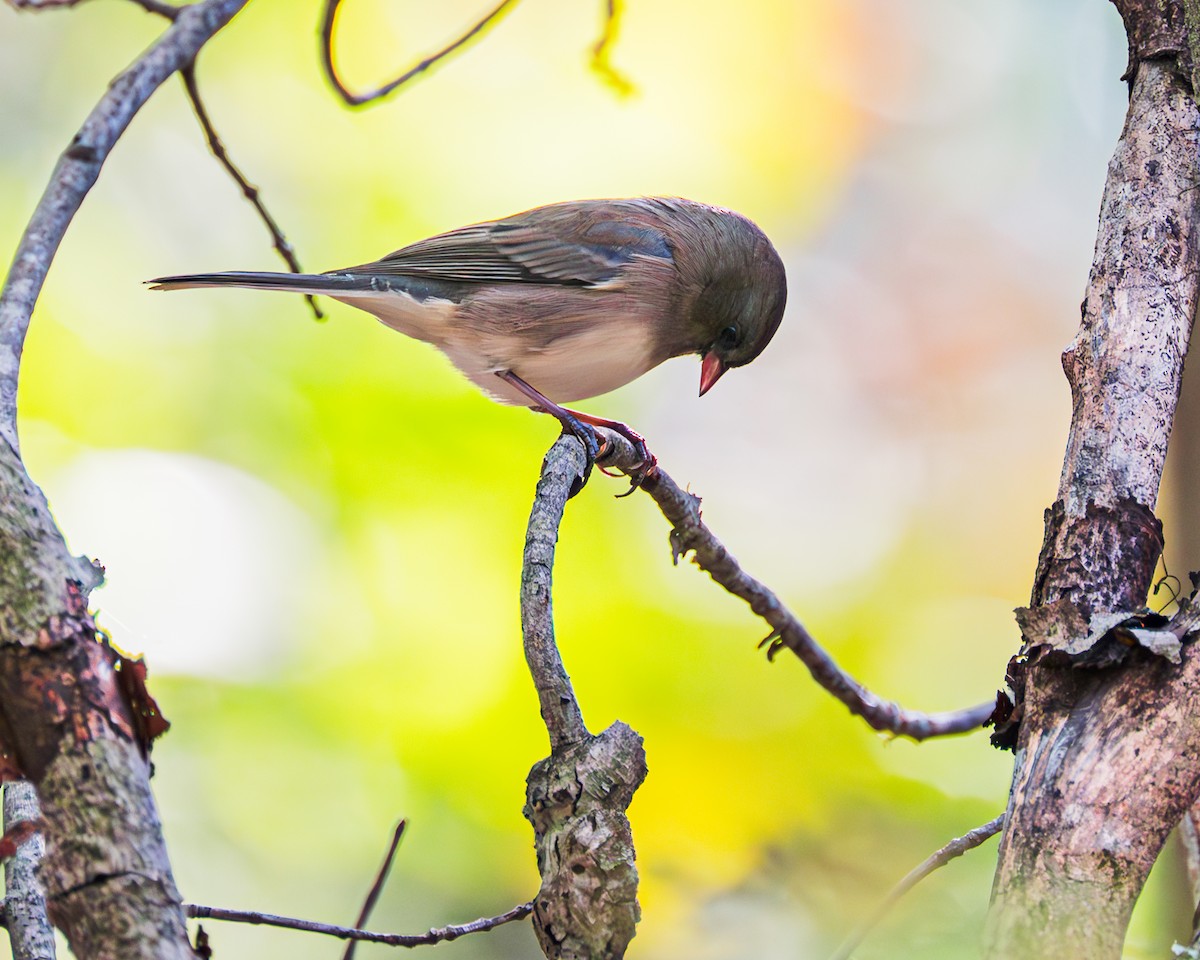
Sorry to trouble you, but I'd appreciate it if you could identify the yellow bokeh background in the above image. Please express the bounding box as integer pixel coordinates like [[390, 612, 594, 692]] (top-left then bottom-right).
[[0, 1, 1187, 957]]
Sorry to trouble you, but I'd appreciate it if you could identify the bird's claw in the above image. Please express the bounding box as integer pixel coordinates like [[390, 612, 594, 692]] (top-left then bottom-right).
[[596, 436, 658, 497], [562, 420, 601, 499]]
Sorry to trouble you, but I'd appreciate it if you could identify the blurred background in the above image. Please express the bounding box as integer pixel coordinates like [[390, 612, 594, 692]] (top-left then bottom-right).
[[0, 1, 1183, 957]]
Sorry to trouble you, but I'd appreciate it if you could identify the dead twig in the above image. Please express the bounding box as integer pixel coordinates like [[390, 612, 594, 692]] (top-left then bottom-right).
[[595, 432, 997, 740], [342, 819, 407, 960], [319, 0, 519, 107], [186, 900, 532, 947], [829, 815, 1004, 960], [123, 0, 180, 18], [180, 64, 324, 320]]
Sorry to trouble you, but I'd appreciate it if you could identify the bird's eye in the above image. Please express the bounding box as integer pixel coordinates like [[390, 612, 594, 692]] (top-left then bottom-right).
[[717, 325, 739, 350]]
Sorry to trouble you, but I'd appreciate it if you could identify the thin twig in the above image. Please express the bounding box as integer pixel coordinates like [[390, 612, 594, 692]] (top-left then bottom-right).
[[521, 435, 591, 748], [590, 0, 634, 95], [319, 0, 519, 107], [342, 819, 407, 960], [0, 0, 250, 453], [186, 900, 533, 947], [828, 815, 1004, 960], [595, 432, 997, 740], [123, 0, 180, 18], [179, 64, 324, 320]]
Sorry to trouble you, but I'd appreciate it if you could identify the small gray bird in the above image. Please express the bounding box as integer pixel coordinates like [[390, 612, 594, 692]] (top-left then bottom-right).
[[149, 196, 787, 487]]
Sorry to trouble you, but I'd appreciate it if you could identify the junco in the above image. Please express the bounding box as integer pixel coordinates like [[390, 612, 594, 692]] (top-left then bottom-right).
[[149, 196, 787, 489]]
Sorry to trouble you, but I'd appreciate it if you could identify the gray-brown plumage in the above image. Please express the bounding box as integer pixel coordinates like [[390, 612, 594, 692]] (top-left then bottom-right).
[[150, 197, 786, 484], [150, 196, 786, 402]]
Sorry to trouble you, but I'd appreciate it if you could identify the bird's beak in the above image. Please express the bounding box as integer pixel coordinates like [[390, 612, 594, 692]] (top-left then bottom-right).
[[699, 351, 727, 397]]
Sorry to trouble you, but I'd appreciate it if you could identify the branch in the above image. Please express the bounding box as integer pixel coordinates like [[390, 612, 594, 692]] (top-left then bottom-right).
[[521, 436, 646, 959], [342, 819, 406, 960], [319, 0, 519, 107], [2, 783, 53, 960], [0, 0, 249, 452], [123, 0, 180, 18], [0, 3, 248, 958], [984, 32, 1200, 959], [180, 64, 324, 320], [522, 436, 590, 748], [186, 901, 532, 947], [595, 433, 995, 740], [828, 815, 1004, 960]]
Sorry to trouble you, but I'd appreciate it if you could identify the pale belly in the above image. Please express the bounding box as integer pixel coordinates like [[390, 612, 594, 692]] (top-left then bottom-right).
[[447, 321, 660, 405], [336, 289, 662, 406]]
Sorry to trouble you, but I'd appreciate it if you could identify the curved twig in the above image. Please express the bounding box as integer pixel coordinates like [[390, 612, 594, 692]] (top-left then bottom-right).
[[0, 4, 248, 957], [595, 433, 997, 740], [829, 814, 1004, 960], [186, 901, 532, 947], [521, 435, 590, 748], [319, 0, 519, 107], [180, 64, 324, 320], [0, 0, 250, 453]]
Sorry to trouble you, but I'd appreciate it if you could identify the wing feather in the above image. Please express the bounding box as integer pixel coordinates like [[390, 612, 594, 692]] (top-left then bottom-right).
[[330, 199, 675, 288]]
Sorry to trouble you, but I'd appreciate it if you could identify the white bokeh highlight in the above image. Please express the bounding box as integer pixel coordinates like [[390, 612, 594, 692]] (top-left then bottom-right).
[[42, 449, 319, 678]]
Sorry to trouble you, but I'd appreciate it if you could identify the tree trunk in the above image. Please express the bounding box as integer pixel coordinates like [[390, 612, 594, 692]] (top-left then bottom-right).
[[984, 4, 1200, 955]]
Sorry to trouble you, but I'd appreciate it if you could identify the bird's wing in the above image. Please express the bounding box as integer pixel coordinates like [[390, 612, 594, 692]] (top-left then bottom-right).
[[337, 201, 675, 288]]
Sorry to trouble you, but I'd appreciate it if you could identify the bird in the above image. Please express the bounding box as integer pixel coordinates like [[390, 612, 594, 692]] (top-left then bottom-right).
[[148, 196, 787, 491]]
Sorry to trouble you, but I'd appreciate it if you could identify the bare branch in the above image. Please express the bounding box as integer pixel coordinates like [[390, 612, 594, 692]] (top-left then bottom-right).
[[123, 0, 180, 18], [829, 815, 1004, 960], [0, 4, 247, 957], [319, 0, 519, 107], [2, 783, 53, 960], [342, 819, 407, 960], [185, 901, 532, 947], [0, 0, 250, 453], [522, 435, 591, 748], [595, 432, 996, 740], [4, 0, 84, 9], [179, 64, 324, 320], [521, 436, 646, 959]]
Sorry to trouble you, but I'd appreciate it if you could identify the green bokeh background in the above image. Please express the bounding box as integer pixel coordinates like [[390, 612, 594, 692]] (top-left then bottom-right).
[[0, 1, 1185, 957]]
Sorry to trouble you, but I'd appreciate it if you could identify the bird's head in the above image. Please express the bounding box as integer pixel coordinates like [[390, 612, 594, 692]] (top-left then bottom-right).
[[691, 223, 788, 396]]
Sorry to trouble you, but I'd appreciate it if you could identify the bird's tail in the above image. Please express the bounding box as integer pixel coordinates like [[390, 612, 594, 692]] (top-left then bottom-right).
[[146, 271, 370, 295]]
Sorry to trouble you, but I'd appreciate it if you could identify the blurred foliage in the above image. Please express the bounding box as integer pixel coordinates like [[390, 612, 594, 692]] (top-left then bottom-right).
[[0, 0, 1188, 957]]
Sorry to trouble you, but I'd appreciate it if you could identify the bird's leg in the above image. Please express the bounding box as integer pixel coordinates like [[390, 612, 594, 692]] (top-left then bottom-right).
[[496, 371, 600, 496], [555, 407, 658, 496]]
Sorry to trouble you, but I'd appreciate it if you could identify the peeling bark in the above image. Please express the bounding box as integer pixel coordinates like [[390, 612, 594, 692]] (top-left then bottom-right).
[[0, 2, 247, 957], [983, 29, 1200, 958]]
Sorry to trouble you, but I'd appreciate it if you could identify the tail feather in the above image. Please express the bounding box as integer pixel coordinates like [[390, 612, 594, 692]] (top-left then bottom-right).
[[146, 271, 371, 295]]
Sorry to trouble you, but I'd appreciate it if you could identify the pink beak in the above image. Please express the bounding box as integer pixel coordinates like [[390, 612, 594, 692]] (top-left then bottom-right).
[[699, 351, 727, 397]]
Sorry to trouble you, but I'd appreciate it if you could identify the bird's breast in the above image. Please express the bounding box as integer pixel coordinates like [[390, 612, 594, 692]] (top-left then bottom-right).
[[445, 305, 662, 405]]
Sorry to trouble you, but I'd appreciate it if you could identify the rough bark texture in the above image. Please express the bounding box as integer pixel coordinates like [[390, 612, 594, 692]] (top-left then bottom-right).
[[520, 438, 648, 959], [4, 782, 55, 960], [983, 15, 1200, 954], [521, 438, 590, 749], [0, 2, 248, 957], [524, 722, 646, 960]]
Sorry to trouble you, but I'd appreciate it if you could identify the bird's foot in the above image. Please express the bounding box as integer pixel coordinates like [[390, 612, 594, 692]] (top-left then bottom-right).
[[595, 426, 658, 497], [556, 411, 601, 499]]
